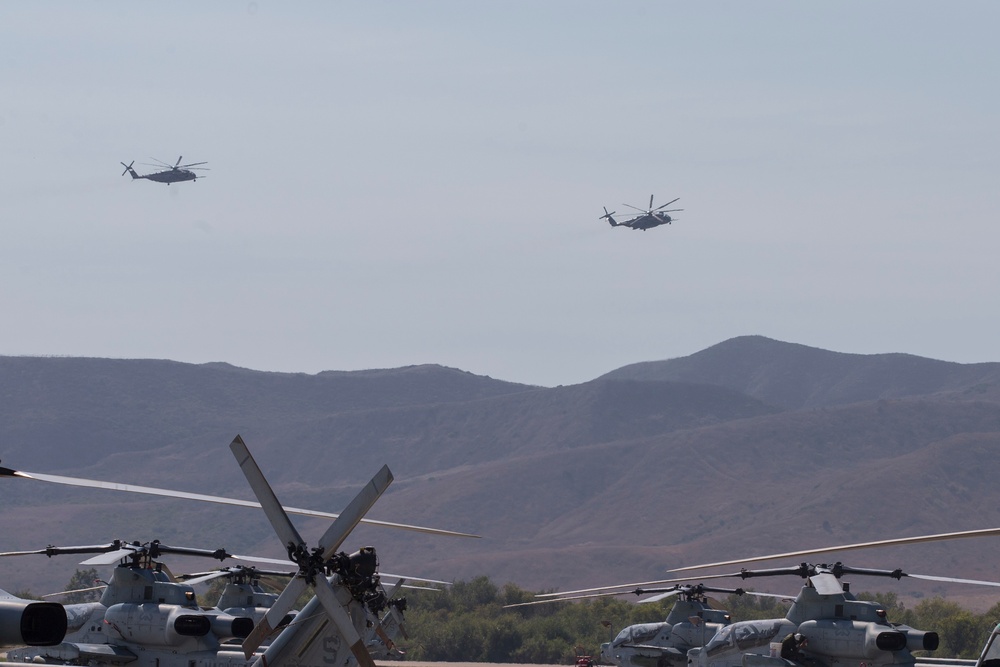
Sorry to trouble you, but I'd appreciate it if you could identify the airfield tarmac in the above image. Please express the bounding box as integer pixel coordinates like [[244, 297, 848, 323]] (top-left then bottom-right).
[[377, 663, 560, 667]]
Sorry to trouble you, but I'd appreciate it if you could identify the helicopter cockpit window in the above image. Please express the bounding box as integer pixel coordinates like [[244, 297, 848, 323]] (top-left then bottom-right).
[[613, 627, 632, 647], [705, 621, 784, 656], [629, 624, 664, 644]]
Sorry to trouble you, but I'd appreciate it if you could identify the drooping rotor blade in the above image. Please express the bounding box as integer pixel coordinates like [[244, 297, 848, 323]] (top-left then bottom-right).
[[0, 463, 478, 538], [634, 589, 683, 604], [667, 526, 1000, 572], [41, 584, 106, 599], [534, 572, 738, 598], [177, 162, 208, 168], [179, 570, 236, 586], [379, 572, 451, 586]]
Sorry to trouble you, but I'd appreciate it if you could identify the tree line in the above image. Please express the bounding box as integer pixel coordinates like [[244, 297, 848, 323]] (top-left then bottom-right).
[[396, 576, 1000, 663], [17, 572, 1000, 663]]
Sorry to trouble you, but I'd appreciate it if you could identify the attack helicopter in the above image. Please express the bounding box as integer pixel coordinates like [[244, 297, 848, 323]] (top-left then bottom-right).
[[600, 195, 682, 231], [120, 156, 208, 184], [513, 583, 787, 667], [526, 527, 1000, 667], [0, 435, 463, 667], [0, 539, 272, 665]]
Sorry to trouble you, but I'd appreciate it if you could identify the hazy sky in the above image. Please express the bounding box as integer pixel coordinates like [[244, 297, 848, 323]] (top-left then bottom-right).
[[2, 2, 998, 387]]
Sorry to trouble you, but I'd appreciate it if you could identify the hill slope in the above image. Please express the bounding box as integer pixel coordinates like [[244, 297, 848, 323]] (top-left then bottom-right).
[[2, 343, 1000, 611], [601, 336, 1000, 409]]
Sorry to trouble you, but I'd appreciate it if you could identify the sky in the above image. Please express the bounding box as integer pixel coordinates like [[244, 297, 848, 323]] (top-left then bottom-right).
[[2, 2, 999, 387]]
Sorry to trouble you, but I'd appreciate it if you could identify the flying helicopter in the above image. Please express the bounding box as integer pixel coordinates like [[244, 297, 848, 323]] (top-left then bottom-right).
[[0, 435, 461, 667], [120, 156, 208, 184], [600, 195, 682, 231]]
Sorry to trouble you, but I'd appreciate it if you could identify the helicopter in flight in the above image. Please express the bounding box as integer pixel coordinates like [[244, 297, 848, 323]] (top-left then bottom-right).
[[600, 195, 682, 231], [120, 156, 208, 184], [0, 435, 462, 667]]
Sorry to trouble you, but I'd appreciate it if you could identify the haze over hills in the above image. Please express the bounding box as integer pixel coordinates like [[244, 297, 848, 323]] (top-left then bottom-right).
[[2, 336, 1000, 611]]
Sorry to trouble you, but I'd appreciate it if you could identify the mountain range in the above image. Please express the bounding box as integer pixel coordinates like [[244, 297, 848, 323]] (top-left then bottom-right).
[[2, 335, 1000, 611]]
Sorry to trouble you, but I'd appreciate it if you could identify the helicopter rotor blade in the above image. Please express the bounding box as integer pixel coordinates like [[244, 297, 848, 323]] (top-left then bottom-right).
[[666, 526, 1000, 572], [312, 577, 376, 667], [120, 161, 134, 176], [622, 203, 648, 213], [175, 156, 183, 168], [905, 573, 1000, 587], [243, 575, 308, 657], [176, 162, 208, 168], [229, 436, 307, 552], [0, 463, 478, 538]]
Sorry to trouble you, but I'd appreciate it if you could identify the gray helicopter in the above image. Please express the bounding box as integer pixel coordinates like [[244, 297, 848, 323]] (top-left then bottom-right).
[[600, 195, 682, 231], [515, 583, 786, 667], [120, 156, 208, 184], [0, 435, 465, 667]]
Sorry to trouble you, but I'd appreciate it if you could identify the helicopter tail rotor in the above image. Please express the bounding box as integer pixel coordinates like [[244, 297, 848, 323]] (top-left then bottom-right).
[[120, 161, 137, 178], [600, 207, 619, 227]]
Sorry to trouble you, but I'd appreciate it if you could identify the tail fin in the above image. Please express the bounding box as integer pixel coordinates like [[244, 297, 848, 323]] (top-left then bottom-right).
[[600, 207, 618, 227], [120, 161, 138, 179]]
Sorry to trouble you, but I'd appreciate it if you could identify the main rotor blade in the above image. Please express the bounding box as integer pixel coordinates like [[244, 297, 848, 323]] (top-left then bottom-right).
[[906, 573, 1000, 587], [81, 549, 136, 565], [667, 527, 1000, 572], [0, 463, 479, 538], [175, 156, 183, 167], [317, 465, 392, 560], [649, 195, 654, 209], [177, 161, 208, 168], [230, 436, 306, 551], [181, 570, 233, 586], [379, 572, 451, 586], [0, 543, 121, 558], [535, 573, 735, 598], [312, 577, 375, 667], [243, 575, 307, 658], [622, 203, 648, 213]]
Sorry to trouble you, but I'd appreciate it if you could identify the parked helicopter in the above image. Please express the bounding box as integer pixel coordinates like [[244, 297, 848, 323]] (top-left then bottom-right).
[[0, 435, 451, 667], [120, 156, 208, 184], [514, 584, 787, 667], [600, 195, 682, 231]]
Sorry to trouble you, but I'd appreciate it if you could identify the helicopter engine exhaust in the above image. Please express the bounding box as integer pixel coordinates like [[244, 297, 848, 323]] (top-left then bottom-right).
[[902, 629, 940, 652], [211, 614, 255, 640], [0, 599, 68, 646]]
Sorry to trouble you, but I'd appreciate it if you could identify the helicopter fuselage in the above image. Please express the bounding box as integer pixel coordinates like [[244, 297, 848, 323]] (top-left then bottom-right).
[[141, 169, 198, 184]]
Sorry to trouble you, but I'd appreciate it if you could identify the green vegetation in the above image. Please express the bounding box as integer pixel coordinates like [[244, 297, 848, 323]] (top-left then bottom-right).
[[396, 577, 1000, 663]]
